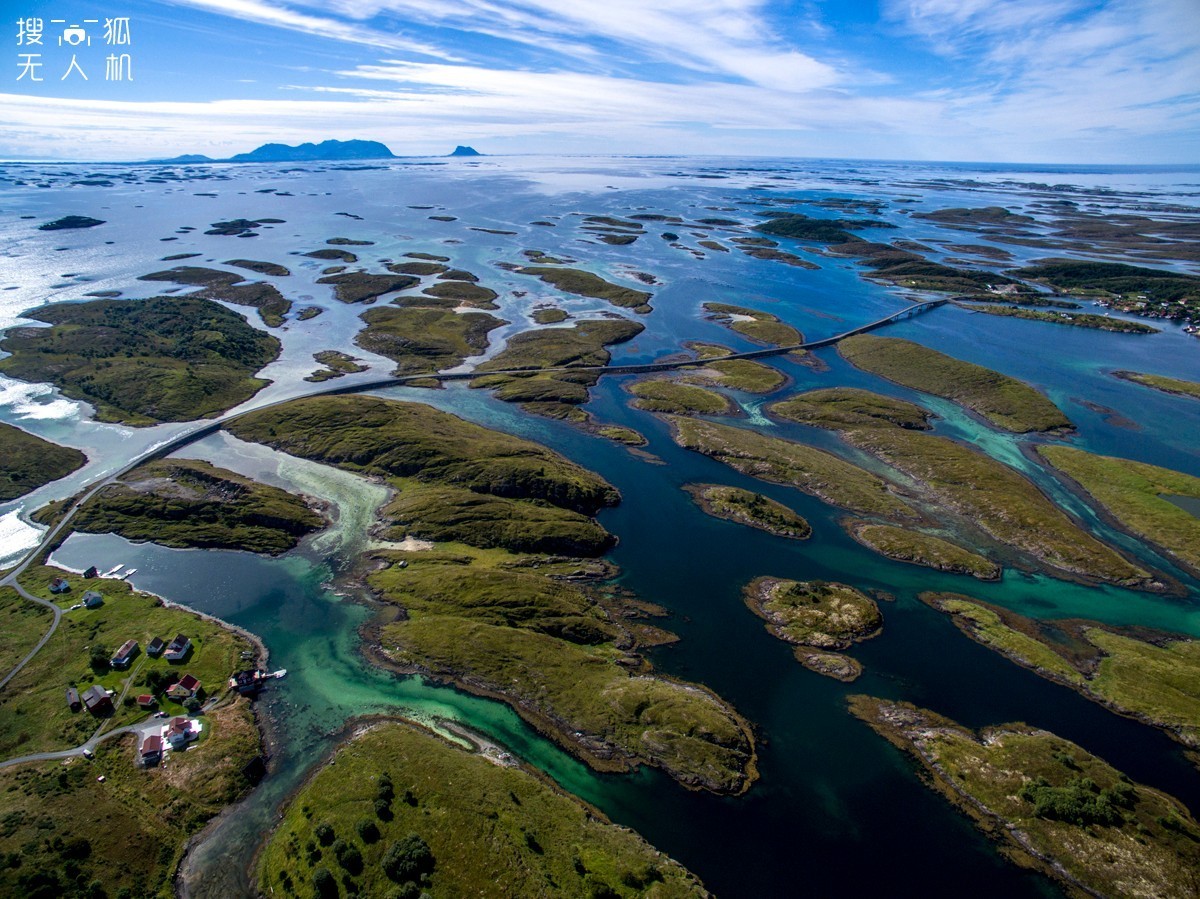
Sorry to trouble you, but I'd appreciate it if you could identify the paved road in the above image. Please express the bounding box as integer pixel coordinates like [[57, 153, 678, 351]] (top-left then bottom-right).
[[0, 718, 163, 771], [0, 296, 945, 694]]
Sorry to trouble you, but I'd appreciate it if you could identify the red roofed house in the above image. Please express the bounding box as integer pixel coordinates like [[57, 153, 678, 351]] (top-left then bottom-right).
[[140, 734, 164, 766], [137, 694, 157, 710], [166, 673, 201, 700], [166, 717, 199, 750], [110, 639, 140, 670]]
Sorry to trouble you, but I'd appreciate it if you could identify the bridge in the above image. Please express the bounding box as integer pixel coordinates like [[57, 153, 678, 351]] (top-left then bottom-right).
[[0, 296, 946, 690]]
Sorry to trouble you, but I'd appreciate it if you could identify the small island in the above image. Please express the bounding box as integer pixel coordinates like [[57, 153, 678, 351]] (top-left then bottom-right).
[[847, 522, 1000, 580], [0, 422, 87, 502], [744, 577, 882, 681], [515, 266, 653, 314], [850, 696, 1200, 898], [1112, 370, 1200, 400], [685, 484, 811, 539], [258, 720, 707, 898], [628, 379, 733, 415], [702, 302, 802, 347], [0, 296, 280, 426]]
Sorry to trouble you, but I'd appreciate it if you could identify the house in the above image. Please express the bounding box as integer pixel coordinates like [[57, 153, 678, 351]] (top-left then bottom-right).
[[166, 673, 201, 700], [82, 591, 104, 609], [165, 717, 199, 750], [49, 577, 70, 594], [140, 734, 163, 766], [110, 639, 140, 670], [229, 669, 264, 695], [83, 566, 99, 579], [164, 634, 192, 662], [136, 694, 157, 710], [146, 636, 165, 658], [81, 685, 113, 715], [66, 686, 81, 712]]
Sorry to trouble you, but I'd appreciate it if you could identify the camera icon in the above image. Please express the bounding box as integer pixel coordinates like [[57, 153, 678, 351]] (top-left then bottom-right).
[[61, 25, 88, 46]]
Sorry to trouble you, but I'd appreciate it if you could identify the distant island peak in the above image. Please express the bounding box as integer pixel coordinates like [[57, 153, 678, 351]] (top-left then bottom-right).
[[149, 140, 481, 164]]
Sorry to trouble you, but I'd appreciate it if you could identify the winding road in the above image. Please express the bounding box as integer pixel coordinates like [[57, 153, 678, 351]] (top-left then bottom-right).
[[0, 297, 945, 719]]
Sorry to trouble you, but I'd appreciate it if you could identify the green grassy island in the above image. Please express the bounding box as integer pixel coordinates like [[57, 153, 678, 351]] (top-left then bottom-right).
[[516, 266, 653, 314], [356, 305, 506, 375], [0, 422, 87, 501], [1039, 445, 1200, 578], [1112, 370, 1200, 400], [838, 335, 1071, 433], [847, 522, 999, 580], [628, 380, 733, 415], [306, 350, 368, 382], [679, 343, 786, 393], [472, 318, 644, 419], [138, 266, 292, 327], [702, 302, 802, 347], [228, 396, 756, 794], [850, 696, 1200, 898], [668, 417, 921, 522], [744, 577, 881, 681], [920, 592, 1200, 751], [964, 304, 1160, 333], [1012, 260, 1200, 323], [684, 484, 811, 539], [0, 296, 280, 426], [419, 280, 500, 308], [844, 428, 1148, 587], [769, 387, 933, 431], [59, 459, 327, 554], [258, 720, 708, 899], [317, 272, 419, 304]]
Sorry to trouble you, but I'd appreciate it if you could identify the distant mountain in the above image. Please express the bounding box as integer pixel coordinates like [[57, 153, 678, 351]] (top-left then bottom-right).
[[146, 142, 481, 165], [229, 139, 397, 163], [150, 154, 215, 164]]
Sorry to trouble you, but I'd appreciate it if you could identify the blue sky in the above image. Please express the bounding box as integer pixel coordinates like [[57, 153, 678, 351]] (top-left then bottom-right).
[[2, 0, 1198, 162]]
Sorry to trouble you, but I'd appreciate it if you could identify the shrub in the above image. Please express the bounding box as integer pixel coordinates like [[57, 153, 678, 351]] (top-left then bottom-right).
[[312, 866, 337, 899], [314, 822, 335, 846], [1019, 776, 1124, 826], [332, 839, 363, 874], [356, 819, 380, 844], [381, 834, 434, 884], [88, 645, 110, 673]]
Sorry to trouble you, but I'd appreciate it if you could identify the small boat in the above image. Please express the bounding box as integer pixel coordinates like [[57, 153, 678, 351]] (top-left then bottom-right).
[[269, 669, 287, 679], [102, 564, 124, 578]]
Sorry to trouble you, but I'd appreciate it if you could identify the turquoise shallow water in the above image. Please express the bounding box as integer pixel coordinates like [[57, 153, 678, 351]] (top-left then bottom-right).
[[5, 155, 1200, 896]]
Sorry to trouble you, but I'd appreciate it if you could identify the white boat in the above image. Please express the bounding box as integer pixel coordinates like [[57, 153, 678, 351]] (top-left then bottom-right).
[[269, 669, 287, 679]]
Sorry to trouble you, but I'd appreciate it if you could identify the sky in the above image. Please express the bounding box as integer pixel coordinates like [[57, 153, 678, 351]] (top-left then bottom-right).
[[1, 0, 1198, 163]]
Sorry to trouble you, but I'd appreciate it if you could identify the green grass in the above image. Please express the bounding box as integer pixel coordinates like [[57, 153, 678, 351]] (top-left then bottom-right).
[[1113, 370, 1200, 400], [920, 593, 1200, 749], [1012, 260, 1200, 322], [0, 296, 279, 426], [370, 557, 756, 794], [594, 425, 647, 446], [67, 459, 326, 555], [479, 319, 644, 372], [0, 585, 52, 674], [769, 387, 932, 431], [380, 482, 614, 556], [669, 417, 920, 521], [920, 593, 1084, 683], [385, 261, 448, 276], [850, 696, 1200, 899], [0, 422, 86, 501], [702, 302, 802, 347], [420, 280, 500, 308], [355, 306, 505, 374], [839, 335, 1070, 433], [744, 577, 882, 650], [628, 380, 732, 415], [680, 343, 786, 393], [306, 351, 367, 382], [0, 697, 259, 899], [226, 395, 620, 515], [532, 307, 569, 324], [516, 266, 652, 312], [684, 484, 810, 539], [845, 428, 1147, 586], [138, 266, 291, 327], [317, 272, 419, 304], [223, 258, 290, 276], [258, 720, 707, 899], [965, 304, 1159, 333], [1039, 445, 1200, 577], [0, 564, 254, 758], [850, 524, 999, 579]]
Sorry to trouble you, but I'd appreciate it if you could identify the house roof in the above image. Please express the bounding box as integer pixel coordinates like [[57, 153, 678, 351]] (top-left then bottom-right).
[[141, 735, 163, 754], [147, 637, 165, 651], [114, 639, 138, 657], [177, 674, 201, 691], [167, 634, 189, 649], [136, 694, 154, 704], [82, 685, 107, 701]]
